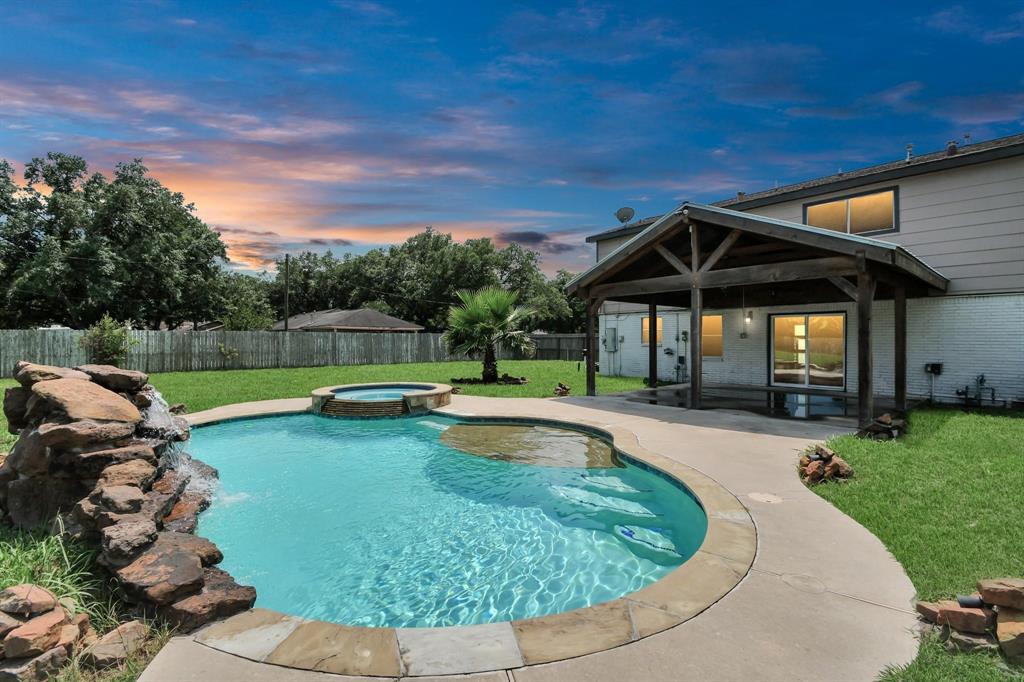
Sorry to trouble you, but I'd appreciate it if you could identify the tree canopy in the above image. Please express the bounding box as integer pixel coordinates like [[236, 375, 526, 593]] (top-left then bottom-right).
[[268, 229, 584, 333], [0, 153, 228, 329]]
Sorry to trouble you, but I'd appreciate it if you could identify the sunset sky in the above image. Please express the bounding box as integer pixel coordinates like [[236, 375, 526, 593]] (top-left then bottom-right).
[[1, 1, 1022, 274]]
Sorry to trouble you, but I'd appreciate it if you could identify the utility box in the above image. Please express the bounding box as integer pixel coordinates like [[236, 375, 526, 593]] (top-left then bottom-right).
[[604, 327, 618, 352]]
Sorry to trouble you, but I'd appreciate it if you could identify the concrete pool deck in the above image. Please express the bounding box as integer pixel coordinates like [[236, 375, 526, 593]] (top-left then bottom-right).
[[141, 394, 918, 682]]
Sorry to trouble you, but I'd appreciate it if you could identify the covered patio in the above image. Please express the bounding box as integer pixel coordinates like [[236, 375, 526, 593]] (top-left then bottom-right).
[[567, 202, 949, 426]]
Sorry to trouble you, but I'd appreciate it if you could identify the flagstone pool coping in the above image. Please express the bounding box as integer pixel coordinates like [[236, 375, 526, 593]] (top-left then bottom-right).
[[184, 399, 756, 677]]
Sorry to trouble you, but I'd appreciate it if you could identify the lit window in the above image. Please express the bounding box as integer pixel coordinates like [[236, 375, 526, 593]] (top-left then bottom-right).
[[642, 316, 662, 345], [703, 314, 723, 358], [805, 189, 896, 234]]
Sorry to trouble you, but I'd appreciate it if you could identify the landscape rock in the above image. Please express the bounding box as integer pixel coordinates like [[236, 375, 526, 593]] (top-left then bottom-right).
[[97, 460, 157, 490], [159, 567, 256, 632], [0, 612, 23, 640], [80, 620, 148, 670], [804, 460, 825, 482], [5, 430, 48, 477], [0, 586, 57, 619], [115, 537, 205, 605], [37, 420, 136, 450], [978, 579, 1024, 611], [100, 515, 158, 564], [2, 608, 68, 658], [13, 362, 90, 387], [162, 491, 212, 534], [31, 379, 141, 424], [0, 645, 67, 681], [54, 443, 157, 478], [5, 478, 86, 529], [141, 470, 190, 521], [824, 455, 854, 479], [996, 607, 1024, 659], [944, 628, 999, 653], [156, 532, 223, 567], [915, 600, 941, 623], [168, 404, 187, 415], [92, 485, 145, 514], [74, 365, 149, 393], [937, 600, 995, 634], [2, 388, 32, 433], [56, 623, 81, 655]]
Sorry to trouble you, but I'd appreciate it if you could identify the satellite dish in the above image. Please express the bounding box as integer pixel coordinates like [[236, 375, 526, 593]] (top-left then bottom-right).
[[615, 206, 635, 224]]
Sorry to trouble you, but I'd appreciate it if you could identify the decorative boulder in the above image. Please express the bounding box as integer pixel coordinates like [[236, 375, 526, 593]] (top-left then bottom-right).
[[31, 379, 142, 424], [80, 620, 148, 670], [53, 443, 157, 478], [936, 601, 995, 634], [2, 607, 68, 658], [0, 585, 57, 618], [0, 645, 67, 680], [159, 567, 256, 632], [97, 460, 157, 490], [37, 420, 137, 450], [997, 608, 1024, 660], [100, 514, 159, 564], [978, 579, 1024, 611], [5, 429, 49, 477], [115, 538, 205, 605], [13, 362, 90, 387], [3, 387, 33, 433], [92, 485, 145, 515], [74, 365, 150, 393]]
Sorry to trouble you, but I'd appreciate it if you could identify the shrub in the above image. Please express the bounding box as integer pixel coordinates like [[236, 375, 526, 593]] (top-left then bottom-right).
[[79, 314, 139, 367]]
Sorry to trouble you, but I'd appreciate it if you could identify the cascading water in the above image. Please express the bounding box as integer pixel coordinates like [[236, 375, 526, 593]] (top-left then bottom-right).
[[136, 386, 219, 495]]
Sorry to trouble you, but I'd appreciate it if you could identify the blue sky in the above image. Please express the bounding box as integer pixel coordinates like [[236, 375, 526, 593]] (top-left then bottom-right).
[[1, 1, 1022, 273]]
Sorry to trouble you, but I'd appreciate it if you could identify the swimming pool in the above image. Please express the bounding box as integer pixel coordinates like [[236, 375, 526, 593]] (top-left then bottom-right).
[[190, 413, 707, 628]]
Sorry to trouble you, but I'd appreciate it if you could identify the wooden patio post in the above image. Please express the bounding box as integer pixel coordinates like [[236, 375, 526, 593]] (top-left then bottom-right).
[[894, 284, 907, 412], [648, 300, 658, 389], [586, 297, 597, 396], [689, 222, 703, 409], [857, 267, 876, 427]]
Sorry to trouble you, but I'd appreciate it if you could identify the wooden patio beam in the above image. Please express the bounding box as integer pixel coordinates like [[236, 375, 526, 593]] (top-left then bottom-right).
[[827, 276, 859, 301], [689, 223, 703, 409], [654, 244, 692, 275], [698, 256, 858, 288], [698, 228, 742, 273]]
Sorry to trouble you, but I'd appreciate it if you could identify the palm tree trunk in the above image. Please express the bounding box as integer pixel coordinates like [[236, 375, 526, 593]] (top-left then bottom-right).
[[482, 343, 498, 383]]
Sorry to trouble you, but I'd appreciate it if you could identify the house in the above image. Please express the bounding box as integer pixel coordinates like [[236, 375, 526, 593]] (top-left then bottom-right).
[[272, 308, 424, 333], [569, 133, 1024, 422]]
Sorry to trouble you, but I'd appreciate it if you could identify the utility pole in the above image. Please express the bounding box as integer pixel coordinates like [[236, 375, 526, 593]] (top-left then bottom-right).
[[283, 253, 290, 331]]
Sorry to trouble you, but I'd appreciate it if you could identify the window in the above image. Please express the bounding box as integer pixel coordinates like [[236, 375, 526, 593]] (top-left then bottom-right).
[[772, 314, 845, 388], [804, 188, 897, 235], [641, 316, 662, 345], [702, 314, 723, 358]]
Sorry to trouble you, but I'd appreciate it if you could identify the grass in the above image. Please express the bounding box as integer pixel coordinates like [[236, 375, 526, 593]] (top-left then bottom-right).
[[2, 361, 641, 446], [145, 359, 643, 414], [815, 408, 1024, 680], [0, 524, 171, 681]]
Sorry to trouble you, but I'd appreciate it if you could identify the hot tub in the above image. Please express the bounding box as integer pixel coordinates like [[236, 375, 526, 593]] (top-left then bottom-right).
[[311, 382, 452, 417]]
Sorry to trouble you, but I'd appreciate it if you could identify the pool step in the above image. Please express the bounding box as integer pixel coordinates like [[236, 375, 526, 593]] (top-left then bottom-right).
[[320, 398, 407, 417], [552, 486, 660, 518], [417, 420, 450, 431], [615, 524, 683, 560], [580, 473, 652, 498]]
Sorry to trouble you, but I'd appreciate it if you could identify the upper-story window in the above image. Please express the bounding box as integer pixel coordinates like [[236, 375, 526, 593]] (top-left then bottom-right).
[[803, 188, 898, 235]]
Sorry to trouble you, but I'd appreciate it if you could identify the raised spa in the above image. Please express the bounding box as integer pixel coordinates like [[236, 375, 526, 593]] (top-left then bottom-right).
[[190, 413, 707, 628], [332, 383, 434, 401]]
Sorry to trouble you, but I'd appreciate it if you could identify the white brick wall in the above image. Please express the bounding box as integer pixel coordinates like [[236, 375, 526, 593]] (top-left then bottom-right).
[[599, 293, 1024, 404]]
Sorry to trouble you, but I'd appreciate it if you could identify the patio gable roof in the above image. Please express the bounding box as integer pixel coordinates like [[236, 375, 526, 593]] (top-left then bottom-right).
[[566, 202, 947, 306]]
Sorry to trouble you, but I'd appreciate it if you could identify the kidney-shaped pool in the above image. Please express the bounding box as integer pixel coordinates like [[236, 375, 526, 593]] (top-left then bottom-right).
[[190, 413, 707, 628]]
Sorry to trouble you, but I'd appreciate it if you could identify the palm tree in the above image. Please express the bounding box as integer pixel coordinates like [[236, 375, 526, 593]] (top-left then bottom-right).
[[443, 288, 536, 383]]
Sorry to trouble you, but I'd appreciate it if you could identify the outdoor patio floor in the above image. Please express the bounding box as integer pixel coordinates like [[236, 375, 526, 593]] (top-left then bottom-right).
[[141, 394, 918, 682]]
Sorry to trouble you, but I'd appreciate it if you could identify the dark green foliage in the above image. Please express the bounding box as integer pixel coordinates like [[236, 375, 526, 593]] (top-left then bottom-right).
[[443, 288, 536, 382], [267, 229, 583, 333], [78, 314, 139, 366], [0, 153, 227, 329]]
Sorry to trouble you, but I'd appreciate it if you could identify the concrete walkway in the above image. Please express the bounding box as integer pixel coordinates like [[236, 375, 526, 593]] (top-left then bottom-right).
[[142, 395, 918, 682]]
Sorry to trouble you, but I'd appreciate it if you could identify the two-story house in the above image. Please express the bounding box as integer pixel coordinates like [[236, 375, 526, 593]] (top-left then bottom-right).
[[568, 133, 1024, 420]]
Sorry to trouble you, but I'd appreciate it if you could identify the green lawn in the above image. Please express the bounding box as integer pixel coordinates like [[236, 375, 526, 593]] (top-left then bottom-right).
[[817, 409, 1024, 680], [1, 361, 642, 447]]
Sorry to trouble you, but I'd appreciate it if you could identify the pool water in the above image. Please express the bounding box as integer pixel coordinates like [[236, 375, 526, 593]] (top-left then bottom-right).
[[333, 384, 429, 401], [191, 414, 707, 628]]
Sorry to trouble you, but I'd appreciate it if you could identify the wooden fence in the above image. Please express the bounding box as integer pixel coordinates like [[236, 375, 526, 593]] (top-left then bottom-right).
[[0, 329, 585, 377]]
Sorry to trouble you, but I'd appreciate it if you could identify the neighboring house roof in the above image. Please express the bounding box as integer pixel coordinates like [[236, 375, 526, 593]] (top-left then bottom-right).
[[586, 132, 1024, 243], [272, 308, 424, 332], [567, 201, 948, 296]]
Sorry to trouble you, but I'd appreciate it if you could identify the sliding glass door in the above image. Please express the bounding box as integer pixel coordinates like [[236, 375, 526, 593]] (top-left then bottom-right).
[[772, 314, 845, 388]]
